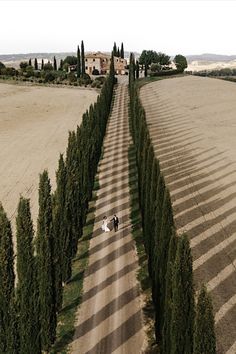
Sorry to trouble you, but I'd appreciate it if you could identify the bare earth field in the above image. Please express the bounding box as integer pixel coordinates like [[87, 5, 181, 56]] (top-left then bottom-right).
[[0, 83, 97, 234], [140, 76, 236, 354]]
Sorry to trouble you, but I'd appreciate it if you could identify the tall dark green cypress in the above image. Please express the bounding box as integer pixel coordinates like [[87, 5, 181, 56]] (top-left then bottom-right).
[[113, 42, 117, 56], [59, 59, 63, 70], [36, 171, 57, 351], [136, 60, 139, 79], [143, 144, 154, 254], [148, 158, 160, 274], [162, 231, 178, 354], [77, 45, 81, 79], [29, 58, 32, 66], [16, 197, 41, 354], [0, 204, 15, 353], [81, 40, 85, 77], [34, 58, 38, 70], [117, 47, 120, 57], [53, 56, 57, 71], [41, 58, 44, 70], [158, 189, 175, 328], [53, 154, 67, 308], [170, 234, 195, 354], [121, 42, 124, 59], [193, 285, 216, 354]]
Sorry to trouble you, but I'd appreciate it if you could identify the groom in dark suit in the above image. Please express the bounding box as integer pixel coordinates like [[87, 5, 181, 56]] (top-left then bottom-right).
[[110, 214, 119, 232]]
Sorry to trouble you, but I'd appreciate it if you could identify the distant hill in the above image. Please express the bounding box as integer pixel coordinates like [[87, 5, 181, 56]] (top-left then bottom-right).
[[0, 50, 138, 67], [186, 53, 236, 63]]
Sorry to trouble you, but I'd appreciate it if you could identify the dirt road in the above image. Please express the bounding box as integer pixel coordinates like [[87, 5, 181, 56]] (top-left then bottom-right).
[[70, 82, 145, 354], [0, 83, 97, 233], [140, 76, 236, 354]]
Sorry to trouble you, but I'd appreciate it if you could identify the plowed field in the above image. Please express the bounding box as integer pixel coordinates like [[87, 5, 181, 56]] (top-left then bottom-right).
[[0, 83, 97, 233], [140, 76, 236, 354]]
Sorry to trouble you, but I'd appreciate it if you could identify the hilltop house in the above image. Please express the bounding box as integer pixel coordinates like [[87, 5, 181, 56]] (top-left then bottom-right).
[[85, 52, 127, 75]]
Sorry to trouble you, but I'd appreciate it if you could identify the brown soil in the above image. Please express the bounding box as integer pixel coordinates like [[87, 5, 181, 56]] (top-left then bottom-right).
[[70, 82, 146, 354], [140, 76, 236, 354], [0, 83, 97, 234]]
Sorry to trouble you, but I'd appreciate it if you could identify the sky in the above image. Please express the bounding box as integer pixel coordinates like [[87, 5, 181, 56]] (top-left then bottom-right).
[[1, 0, 236, 55]]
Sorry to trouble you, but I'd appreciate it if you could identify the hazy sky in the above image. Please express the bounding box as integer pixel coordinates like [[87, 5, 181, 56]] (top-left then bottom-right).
[[1, 0, 236, 55]]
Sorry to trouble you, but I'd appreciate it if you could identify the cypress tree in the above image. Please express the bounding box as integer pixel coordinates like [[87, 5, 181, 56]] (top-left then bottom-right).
[[148, 158, 160, 270], [193, 285, 216, 354], [7, 297, 20, 353], [136, 60, 139, 79], [170, 234, 195, 354], [113, 42, 117, 56], [154, 187, 175, 338], [162, 231, 178, 354], [159, 189, 175, 315], [59, 59, 63, 70], [53, 56, 57, 71], [0, 203, 15, 353], [145, 62, 148, 77], [117, 47, 120, 57], [29, 58, 32, 66], [34, 58, 38, 70], [36, 171, 57, 351], [53, 154, 67, 309], [16, 197, 41, 354], [81, 40, 85, 77], [121, 42, 124, 59], [152, 173, 165, 313], [41, 58, 44, 70], [143, 144, 154, 253], [77, 45, 81, 79]]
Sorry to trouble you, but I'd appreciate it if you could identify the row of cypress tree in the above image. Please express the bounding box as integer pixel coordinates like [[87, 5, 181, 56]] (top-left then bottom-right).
[[0, 55, 115, 354], [129, 53, 216, 354], [113, 41, 124, 58], [77, 40, 85, 78]]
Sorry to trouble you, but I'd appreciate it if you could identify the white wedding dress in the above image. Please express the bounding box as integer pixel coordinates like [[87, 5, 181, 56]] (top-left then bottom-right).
[[102, 220, 110, 232]]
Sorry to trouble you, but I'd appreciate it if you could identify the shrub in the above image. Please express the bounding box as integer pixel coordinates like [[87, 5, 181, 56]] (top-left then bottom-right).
[[1, 67, 17, 76], [43, 63, 53, 71], [92, 69, 100, 75], [67, 72, 77, 83], [20, 61, 28, 70], [95, 76, 106, 84], [91, 81, 101, 88], [44, 71, 56, 82], [149, 69, 180, 77]]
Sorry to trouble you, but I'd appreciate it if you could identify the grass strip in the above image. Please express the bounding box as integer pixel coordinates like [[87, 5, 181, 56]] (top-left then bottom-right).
[[128, 144, 158, 353], [50, 179, 99, 354]]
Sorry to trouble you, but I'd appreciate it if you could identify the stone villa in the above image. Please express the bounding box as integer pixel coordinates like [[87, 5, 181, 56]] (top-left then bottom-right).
[[85, 52, 127, 75]]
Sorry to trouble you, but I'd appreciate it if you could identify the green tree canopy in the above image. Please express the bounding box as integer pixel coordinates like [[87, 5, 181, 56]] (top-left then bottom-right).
[[0, 62, 5, 70], [139, 50, 170, 67], [20, 61, 28, 70], [63, 55, 77, 65], [174, 54, 188, 72], [43, 62, 53, 71]]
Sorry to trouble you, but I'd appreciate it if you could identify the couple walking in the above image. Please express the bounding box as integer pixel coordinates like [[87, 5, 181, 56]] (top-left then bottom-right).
[[102, 215, 119, 232]]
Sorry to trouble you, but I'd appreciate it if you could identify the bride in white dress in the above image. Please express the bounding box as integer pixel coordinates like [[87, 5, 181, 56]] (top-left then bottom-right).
[[102, 216, 110, 232]]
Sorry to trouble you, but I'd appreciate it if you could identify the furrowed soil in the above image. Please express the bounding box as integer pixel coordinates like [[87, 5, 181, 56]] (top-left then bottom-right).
[[0, 83, 97, 235], [140, 76, 236, 354]]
